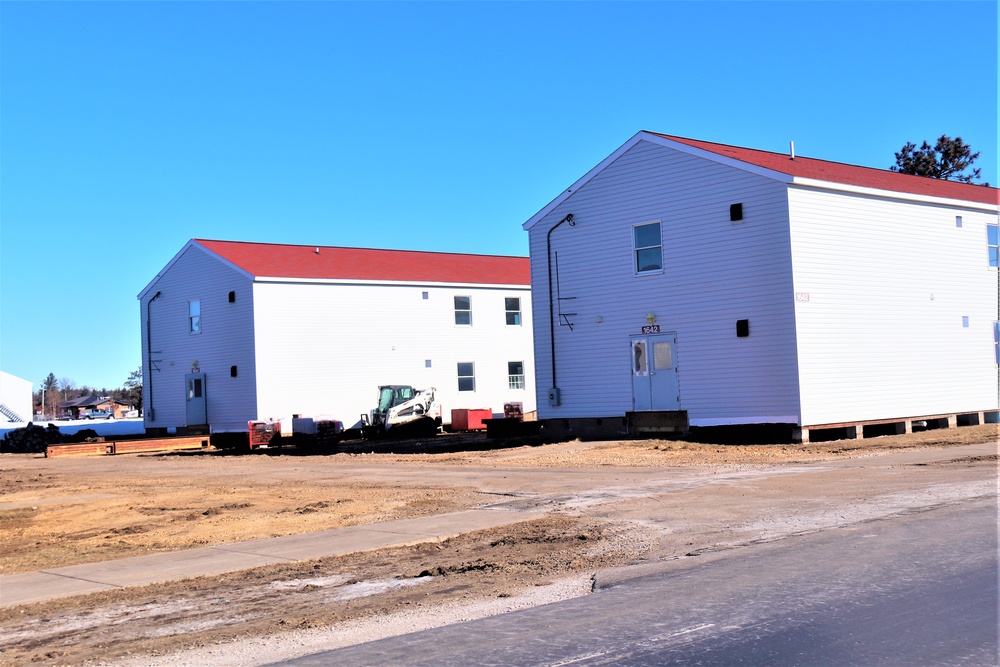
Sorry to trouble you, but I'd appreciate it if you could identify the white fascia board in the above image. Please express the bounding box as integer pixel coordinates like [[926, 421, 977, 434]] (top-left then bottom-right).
[[790, 177, 1000, 212], [252, 277, 531, 290], [136, 239, 255, 300], [640, 133, 796, 183], [522, 132, 793, 231]]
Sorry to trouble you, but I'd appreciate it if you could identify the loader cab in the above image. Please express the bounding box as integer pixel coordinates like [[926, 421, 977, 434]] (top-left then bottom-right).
[[363, 384, 439, 439], [376, 385, 416, 416]]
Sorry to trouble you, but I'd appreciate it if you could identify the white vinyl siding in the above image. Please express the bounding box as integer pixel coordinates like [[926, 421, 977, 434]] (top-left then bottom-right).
[[140, 244, 257, 432], [788, 188, 1000, 425], [528, 139, 800, 424], [252, 282, 534, 429]]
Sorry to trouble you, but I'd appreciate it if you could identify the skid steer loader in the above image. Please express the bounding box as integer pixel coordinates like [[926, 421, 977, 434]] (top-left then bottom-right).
[[360, 385, 440, 439]]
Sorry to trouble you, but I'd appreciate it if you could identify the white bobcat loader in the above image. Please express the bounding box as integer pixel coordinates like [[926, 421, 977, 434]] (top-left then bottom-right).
[[361, 385, 441, 439]]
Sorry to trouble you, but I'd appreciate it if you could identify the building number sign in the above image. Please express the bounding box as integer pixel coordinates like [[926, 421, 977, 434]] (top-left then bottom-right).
[[641, 325, 660, 334]]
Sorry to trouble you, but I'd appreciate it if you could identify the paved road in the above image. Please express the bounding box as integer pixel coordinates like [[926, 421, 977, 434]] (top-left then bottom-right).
[[268, 496, 998, 667]]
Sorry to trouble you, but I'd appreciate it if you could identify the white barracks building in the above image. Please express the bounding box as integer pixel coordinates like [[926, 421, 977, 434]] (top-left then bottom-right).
[[138, 239, 534, 435], [523, 132, 999, 442]]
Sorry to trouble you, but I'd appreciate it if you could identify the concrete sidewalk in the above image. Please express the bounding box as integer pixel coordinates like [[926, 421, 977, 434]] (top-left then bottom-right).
[[0, 508, 544, 607]]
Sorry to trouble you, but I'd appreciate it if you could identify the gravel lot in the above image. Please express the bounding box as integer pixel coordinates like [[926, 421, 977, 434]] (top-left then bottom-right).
[[0, 424, 996, 666]]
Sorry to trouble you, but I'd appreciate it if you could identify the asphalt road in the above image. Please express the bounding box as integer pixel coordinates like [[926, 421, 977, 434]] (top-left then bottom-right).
[[267, 496, 998, 667]]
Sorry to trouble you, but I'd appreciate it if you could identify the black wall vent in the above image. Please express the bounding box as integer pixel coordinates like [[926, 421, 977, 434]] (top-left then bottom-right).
[[730, 203, 743, 222], [228, 291, 236, 303], [230, 365, 238, 377], [736, 319, 750, 337]]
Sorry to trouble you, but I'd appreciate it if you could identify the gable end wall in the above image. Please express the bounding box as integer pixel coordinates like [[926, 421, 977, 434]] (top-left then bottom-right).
[[528, 140, 801, 424], [141, 246, 257, 432]]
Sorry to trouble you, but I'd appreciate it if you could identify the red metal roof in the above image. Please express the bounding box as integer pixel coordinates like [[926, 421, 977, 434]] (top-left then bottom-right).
[[651, 133, 998, 206], [195, 239, 530, 285]]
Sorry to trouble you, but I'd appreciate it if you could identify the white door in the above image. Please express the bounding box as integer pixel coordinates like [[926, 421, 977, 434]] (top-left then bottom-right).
[[630, 334, 679, 411], [185, 373, 207, 425]]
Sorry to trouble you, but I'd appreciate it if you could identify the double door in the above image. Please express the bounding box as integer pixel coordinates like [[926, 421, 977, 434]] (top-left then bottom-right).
[[630, 333, 679, 411]]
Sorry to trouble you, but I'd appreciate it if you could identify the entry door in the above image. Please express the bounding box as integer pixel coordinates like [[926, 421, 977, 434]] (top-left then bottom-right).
[[185, 373, 207, 425], [630, 334, 679, 411]]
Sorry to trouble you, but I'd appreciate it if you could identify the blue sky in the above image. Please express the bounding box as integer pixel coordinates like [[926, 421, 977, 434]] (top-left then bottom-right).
[[1, 1, 996, 393]]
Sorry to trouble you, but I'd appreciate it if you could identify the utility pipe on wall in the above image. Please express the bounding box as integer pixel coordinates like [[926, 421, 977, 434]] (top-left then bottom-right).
[[146, 291, 161, 421], [546, 213, 574, 401]]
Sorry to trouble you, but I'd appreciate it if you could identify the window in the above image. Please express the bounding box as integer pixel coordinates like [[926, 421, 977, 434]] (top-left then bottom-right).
[[632, 340, 648, 375], [457, 362, 475, 391], [988, 224, 998, 267], [994, 322, 1000, 365], [652, 341, 673, 371], [454, 296, 472, 325], [188, 300, 201, 334], [505, 297, 521, 326], [633, 222, 662, 273], [508, 361, 525, 390]]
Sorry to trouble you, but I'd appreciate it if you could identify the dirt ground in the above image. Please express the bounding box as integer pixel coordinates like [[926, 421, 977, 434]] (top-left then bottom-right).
[[0, 424, 996, 666]]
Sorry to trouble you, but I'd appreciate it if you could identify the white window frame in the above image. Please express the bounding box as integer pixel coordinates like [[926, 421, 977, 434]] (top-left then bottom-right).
[[988, 223, 998, 268], [188, 300, 201, 334], [454, 296, 472, 326], [505, 297, 522, 326], [457, 362, 475, 392], [633, 221, 663, 274], [508, 361, 525, 390], [994, 322, 1000, 365]]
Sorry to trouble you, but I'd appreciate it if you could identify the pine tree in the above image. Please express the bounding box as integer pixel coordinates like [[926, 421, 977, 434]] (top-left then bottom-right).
[[891, 135, 988, 185]]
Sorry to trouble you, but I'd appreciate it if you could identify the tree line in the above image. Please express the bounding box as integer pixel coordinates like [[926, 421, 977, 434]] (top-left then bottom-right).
[[34, 367, 142, 419]]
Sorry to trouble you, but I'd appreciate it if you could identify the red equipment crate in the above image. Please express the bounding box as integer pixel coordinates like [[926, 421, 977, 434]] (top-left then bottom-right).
[[451, 408, 492, 431], [249, 420, 281, 448]]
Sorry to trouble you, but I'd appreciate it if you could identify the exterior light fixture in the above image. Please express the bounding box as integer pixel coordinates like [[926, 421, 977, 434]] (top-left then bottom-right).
[[646, 313, 656, 325]]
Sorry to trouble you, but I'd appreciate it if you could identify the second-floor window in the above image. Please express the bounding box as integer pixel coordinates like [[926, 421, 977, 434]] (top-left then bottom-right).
[[634, 222, 662, 273], [505, 297, 521, 326], [454, 296, 472, 325], [988, 224, 998, 267], [188, 300, 201, 334]]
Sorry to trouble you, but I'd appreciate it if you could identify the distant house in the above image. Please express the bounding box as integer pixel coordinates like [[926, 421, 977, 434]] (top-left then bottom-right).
[[138, 239, 534, 435], [523, 131, 999, 441], [0, 371, 32, 423], [56, 396, 130, 419]]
